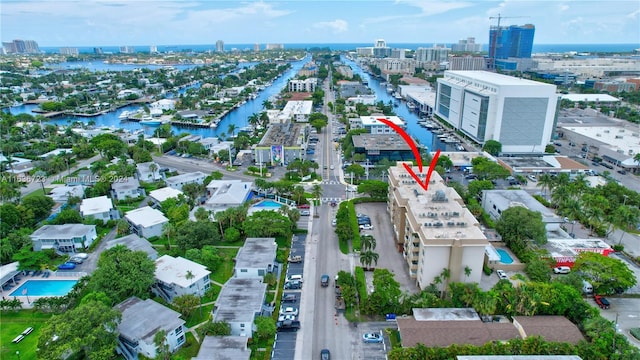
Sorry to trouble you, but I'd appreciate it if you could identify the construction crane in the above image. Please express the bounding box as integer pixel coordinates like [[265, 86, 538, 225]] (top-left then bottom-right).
[[488, 14, 530, 70]]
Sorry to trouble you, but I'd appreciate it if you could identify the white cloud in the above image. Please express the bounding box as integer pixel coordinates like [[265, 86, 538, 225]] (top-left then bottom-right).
[[313, 19, 349, 33]]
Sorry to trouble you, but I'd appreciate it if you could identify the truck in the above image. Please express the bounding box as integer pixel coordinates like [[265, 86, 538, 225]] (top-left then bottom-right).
[[335, 296, 345, 312]]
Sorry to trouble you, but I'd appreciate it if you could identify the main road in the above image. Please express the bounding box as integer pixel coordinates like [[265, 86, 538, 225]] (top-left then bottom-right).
[[299, 71, 358, 360]]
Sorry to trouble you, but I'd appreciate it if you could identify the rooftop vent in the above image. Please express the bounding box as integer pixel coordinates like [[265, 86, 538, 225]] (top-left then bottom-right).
[[432, 190, 448, 202]]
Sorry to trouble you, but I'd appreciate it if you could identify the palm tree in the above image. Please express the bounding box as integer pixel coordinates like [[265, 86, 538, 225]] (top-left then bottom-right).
[[148, 163, 158, 181], [537, 174, 554, 197], [162, 223, 175, 250], [361, 235, 376, 251], [311, 184, 322, 217], [262, 100, 273, 110], [153, 329, 169, 360], [440, 268, 451, 299], [634, 153, 640, 173], [359, 250, 379, 270], [464, 266, 472, 281], [227, 123, 237, 138]]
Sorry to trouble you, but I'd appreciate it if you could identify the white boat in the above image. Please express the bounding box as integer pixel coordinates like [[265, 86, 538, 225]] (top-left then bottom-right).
[[139, 116, 162, 126], [118, 110, 131, 119]]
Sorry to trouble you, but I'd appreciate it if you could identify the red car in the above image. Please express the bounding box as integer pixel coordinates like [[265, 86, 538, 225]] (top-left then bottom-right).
[[594, 295, 610, 309], [297, 204, 310, 209]]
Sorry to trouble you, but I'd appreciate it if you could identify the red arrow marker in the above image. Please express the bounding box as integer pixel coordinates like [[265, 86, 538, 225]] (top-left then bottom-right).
[[376, 117, 440, 191]]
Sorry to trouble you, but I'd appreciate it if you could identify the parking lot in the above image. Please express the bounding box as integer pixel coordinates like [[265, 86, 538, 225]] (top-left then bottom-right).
[[354, 321, 395, 360], [271, 234, 306, 360]]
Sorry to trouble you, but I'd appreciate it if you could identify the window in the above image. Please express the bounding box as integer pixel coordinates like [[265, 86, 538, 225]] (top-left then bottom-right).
[[240, 269, 248, 273], [240, 323, 245, 328], [175, 326, 183, 335], [258, 269, 265, 276]]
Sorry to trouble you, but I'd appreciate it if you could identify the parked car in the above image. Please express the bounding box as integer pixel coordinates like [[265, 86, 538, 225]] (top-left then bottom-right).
[[57, 262, 76, 270], [362, 332, 384, 343], [282, 293, 297, 303], [617, 170, 627, 175], [496, 270, 508, 280], [553, 266, 571, 274], [594, 295, 610, 309], [68, 257, 83, 264], [359, 224, 374, 230], [299, 210, 311, 216], [279, 307, 299, 316], [331, 218, 337, 226], [527, 175, 537, 182], [276, 320, 300, 332], [278, 314, 296, 322], [74, 253, 89, 259], [320, 349, 331, 360], [330, 201, 337, 207], [321, 274, 330, 287], [287, 255, 302, 263], [287, 274, 303, 282], [297, 204, 310, 209], [284, 280, 302, 290]]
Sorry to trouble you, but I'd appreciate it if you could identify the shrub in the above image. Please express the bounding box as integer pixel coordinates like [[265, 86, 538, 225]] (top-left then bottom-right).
[[631, 328, 640, 341], [612, 244, 624, 252]]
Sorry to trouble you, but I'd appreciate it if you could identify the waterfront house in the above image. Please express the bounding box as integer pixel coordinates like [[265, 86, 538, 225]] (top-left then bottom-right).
[[30, 224, 97, 253], [153, 255, 211, 302], [115, 297, 186, 360], [124, 206, 168, 238], [79, 195, 119, 223]]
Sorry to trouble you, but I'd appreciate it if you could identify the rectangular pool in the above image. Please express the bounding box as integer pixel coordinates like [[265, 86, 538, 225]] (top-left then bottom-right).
[[9, 280, 78, 297]]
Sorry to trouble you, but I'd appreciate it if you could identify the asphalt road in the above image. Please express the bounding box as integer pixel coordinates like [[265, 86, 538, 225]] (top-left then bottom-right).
[[20, 154, 102, 196]]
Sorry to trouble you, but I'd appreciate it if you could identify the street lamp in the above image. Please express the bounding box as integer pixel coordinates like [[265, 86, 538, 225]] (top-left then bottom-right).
[[16, 351, 20, 360]]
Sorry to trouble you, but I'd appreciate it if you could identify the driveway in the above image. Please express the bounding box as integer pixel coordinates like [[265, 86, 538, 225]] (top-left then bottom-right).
[[354, 202, 419, 295]]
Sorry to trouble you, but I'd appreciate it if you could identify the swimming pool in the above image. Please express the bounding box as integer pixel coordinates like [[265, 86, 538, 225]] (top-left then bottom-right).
[[9, 280, 78, 297], [253, 200, 283, 208], [496, 249, 514, 264]]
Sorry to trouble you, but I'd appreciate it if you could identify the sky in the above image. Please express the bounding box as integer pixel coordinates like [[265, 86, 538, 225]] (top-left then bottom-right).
[[2, 0, 639, 47]]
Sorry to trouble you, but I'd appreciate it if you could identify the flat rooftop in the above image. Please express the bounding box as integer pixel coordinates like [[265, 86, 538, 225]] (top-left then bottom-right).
[[458, 356, 583, 360], [482, 190, 562, 223], [149, 187, 183, 203], [155, 255, 211, 288], [413, 308, 480, 321], [214, 278, 267, 323], [561, 94, 619, 102], [445, 70, 555, 87], [560, 125, 640, 158], [389, 163, 486, 242], [360, 115, 405, 127], [259, 122, 304, 147], [499, 156, 588, 171], [352, 133, 412, 151], [545, 238, 612, 259], [31, 224, 95, 239], [125, 206, 168, 227], [235, 238, 277, 270], [115, 297, 184, 345], [111, 177, 140, 191], [193, 336, 250, 360], [79, 196, 113, 215], [165, 171, 206, 185]]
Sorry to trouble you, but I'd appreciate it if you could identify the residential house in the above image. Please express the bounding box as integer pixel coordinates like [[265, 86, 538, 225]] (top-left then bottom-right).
[[106, 234, 158, 260], [115, 297, 186, 360], [481, 190, 564, 232], [136, 162, 162, 182], [213, 278, 267, 337], [149, 187, 184, 207], [165, 171, 206, 191], [193, 336, 250, 360], [79, 196, 119, 223], [30, 224, 97, 253], [124, 206, 168, 238], [153, 255, 211, 303], [111, 177, 142, 201], [204, 180, 253, 215], [234, 238, 277, 279], [48, 185, 85, 203]]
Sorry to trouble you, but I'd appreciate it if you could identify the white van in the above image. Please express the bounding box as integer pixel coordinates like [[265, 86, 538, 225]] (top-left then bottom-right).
[[582, 280, 593, 294]]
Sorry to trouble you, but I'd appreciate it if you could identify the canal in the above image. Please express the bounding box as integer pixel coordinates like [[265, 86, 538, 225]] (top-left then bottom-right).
[[8, 54, 312, 138]]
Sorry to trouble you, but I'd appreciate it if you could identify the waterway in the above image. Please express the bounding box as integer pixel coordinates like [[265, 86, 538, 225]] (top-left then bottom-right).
[[340, 56, 448, 151], [8, 55, 311, 138]]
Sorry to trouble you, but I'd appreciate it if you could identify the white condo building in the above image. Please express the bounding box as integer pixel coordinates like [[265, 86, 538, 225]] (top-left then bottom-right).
[[435, 71, 559, 154]]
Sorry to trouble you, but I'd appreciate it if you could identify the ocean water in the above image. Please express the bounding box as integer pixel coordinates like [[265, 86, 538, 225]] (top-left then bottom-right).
[[38, 43, 640, 54]]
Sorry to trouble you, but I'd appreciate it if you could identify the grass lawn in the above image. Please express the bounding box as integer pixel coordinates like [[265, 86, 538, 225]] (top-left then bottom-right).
[[0, 310, 53, 359], [355, 266, 368, 303], [184, 304, 214, 328], [173, 332, 200, 359], [386, 328, 402, 348], [23, 188, 53, 200], [210, 247, 239, 284]]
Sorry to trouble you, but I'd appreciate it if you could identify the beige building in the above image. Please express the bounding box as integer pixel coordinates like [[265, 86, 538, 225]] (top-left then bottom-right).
[[388, 163, 488, 288]]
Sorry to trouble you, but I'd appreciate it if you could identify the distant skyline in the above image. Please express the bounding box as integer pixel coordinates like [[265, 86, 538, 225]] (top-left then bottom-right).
[[2, 0, 639, 47]]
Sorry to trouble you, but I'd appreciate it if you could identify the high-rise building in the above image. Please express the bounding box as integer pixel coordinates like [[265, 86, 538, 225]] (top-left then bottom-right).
[[93, 47, 104, 54], [435, 70, 558, 154], [216, 40, 224, 52], [451, 37, 482, 52], [372, 38, 391, 58], [415, 45, 450, 63], [2, 39, 39, 54], [119, 46, 135, 54], [253, 43, 260, 52], [265, 44, 284, 50], [150, 45, 158, 53], [60, 47, 79, 56], [488, 24, 535, 69]]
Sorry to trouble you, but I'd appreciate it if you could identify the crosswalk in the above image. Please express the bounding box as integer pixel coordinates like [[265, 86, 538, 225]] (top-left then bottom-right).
[[320, 197, 342, 203], [320, 180, 340, 185]]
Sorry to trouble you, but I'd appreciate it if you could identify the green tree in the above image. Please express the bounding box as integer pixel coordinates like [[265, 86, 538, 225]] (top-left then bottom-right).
[[345, 163, 366, 180], [359, 250, 379, 269], [153, 329, 170, 360], [37, 300, 121, 360], [254, 316, 277, 341], [357, 180, 388, 199], [573, 252, 637, 295], [51, 208, 83, 224], [173, 294, 200, 318], [367, 269, 402, 315], [312, 184, 323, 216], [21, 194, 54, 220], [200, 320, 231, 336], [242, 211, 292, 238], [495, 206, 547, 256], [482, 140, 502, 156], [88, 245, 156, 303]]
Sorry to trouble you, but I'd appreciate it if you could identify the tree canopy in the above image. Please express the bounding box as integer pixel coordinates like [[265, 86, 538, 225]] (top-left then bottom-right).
[[573, 252, 637, 295], [495, 206, 547, 257], [243, 210, 292, 238], [482, 140, 502, 156]]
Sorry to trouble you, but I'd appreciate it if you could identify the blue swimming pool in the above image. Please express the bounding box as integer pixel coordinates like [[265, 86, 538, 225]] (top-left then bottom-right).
[[9, 280, 78, 297], [253, 200, 283, 208], [496, 249, 514, 264]]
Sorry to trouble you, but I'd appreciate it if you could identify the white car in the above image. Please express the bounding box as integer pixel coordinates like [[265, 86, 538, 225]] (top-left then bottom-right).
[[346, 186, 357, 192], [359, 224, 374, 230], [279, 307, 299, 316], [496, 270, 508, 280], [299, 210, 311, 216], [553, 266, 571, 274], [278, 314, 296, 322], [331, 218, 337, 226], [527, 175, 537, 182]]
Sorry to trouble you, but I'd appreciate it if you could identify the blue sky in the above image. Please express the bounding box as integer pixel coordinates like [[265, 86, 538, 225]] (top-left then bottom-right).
[[2, 0, 639, 47]]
